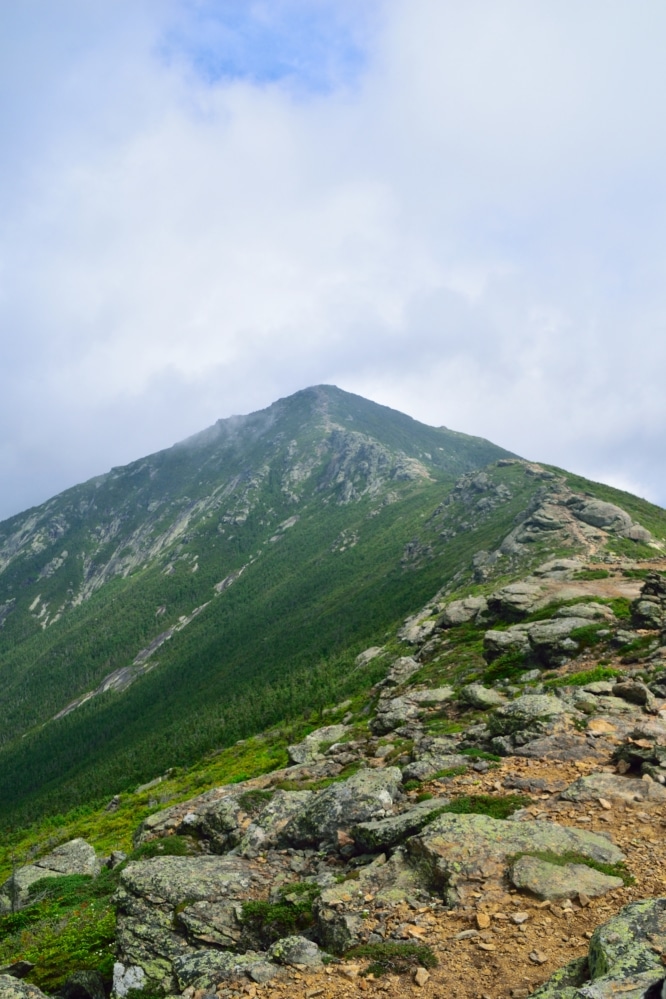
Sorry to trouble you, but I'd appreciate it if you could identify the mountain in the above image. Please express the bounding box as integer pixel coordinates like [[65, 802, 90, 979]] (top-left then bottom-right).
[[2, 387, 666, 998], [0, 385, 664, 830]]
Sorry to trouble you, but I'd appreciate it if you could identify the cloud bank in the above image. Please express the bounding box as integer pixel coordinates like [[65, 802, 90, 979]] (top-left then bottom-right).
[[1, 0, 665, 518]]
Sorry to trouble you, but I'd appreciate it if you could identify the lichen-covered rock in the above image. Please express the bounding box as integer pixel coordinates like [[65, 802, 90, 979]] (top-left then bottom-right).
[[407, 813, 624, 902], [612, 681, 657, 711], [115, 855, 273, 992], [458, 683, 506, 709], [173, 949, 276, 989], [486, 580, 545, 620], [283, 768, 402, 847], [437, 596, 488, 628], [483, 627, 530, 661], [560, 772, 666, 804], [370, 695, 421, 734], [510, 855, 623, 900], [488, 694, 567, 737], [0, 978, 49, 999], [409, 686, 454, 705], [401, 754, 469, 783], [238, 790, 313, 855], [532, 898, 666, 998], [268, 935, 322, 967], [526, 616, 599, 666], [0, 838, 100, 910], [351, 797, 449, 852], [287, 725, 350, 765]]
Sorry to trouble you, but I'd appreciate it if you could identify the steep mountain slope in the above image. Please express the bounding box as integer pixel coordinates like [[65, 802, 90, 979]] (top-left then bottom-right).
[[0, 386, 516, 825], [1, 386, 665, 833]]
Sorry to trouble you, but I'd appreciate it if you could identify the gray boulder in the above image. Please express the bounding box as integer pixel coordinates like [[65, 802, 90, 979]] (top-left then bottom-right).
[[351, 797, 450, 852], [531, 897, 666, 998], [0, 978, 49, 999], [370, 695, 420, 734], [407, 813, 623, 904], [458, 683, 506, 709], [488, 694, 567, 737], [115, 855, 273, 992], [483, 627, 530, 661], [486, 580, 545, 620], [173, 949, 276, 989], [268, 935, 322, 968], [560, 772, 666, 805], [283, 767, 402, 847], [401, 754, 470, 783], [287, 724, 349, 765], [437, 596, 488, 628], [509, 854, 623, 901], [0, 838, 100, 911]]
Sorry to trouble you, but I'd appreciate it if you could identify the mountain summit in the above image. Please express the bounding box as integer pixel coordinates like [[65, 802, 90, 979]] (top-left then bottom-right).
[[0, 386, 663, 829]]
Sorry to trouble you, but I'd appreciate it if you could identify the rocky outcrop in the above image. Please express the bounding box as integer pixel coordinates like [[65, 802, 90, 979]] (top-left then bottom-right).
[[407, 812, 624, 905], [0, 839, 100, 912], [531, 898, 666, 998]]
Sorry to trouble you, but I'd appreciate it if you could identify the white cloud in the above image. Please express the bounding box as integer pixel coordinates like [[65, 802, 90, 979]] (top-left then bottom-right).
[[1, 0, 666, 518]]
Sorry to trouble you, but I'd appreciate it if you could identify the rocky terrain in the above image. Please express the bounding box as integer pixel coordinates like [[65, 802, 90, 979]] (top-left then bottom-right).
[[4, 547, 666, 999]]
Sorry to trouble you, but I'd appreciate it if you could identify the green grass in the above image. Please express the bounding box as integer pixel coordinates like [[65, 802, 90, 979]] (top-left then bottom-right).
[[239, 881, 320, 947], [573, 569, 610, 580], [440, 793, 530, 819], [345, 942, 438, 977], [543, 666, 619, 689], [483, 649, 527, 683], [510, 850, 634, 886], [0, 872, 119, 992]]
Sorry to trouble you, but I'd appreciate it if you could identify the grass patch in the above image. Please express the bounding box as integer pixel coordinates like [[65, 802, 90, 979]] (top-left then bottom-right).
[[440, 794, 530, 820], [573, 569, 610, 580], [0, 871, 120, 992], [543, 666, 619, 688], [619, 635, 659, 659], [346, 942, 438, 977], [273, 761, 362, 792], [568, 624, 608, 650], [239, 881, 320, 947], [483, 649, 527, 683], [460, 748, 501, 762], [510, 850, 634, 886], [130, 835, 198, 860], [237, 789, 274, 814]]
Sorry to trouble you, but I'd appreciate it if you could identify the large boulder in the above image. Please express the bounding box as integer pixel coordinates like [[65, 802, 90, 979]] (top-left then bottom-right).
[[287, 725, 349, 765], [488, 694, 567, 737], [560, 772, 666, 805], [351, 797, 449, 852], [115, 855, 273, 992], [437, 596, 488, 628], [486, 580, 545, 621], [509, 854, 623, 901], [0, 838, 100, 911], [283, 767, 402, 847], [407, 812, 624, 904], [0, 979, 49, 999], [458, 683, 506, 709], [531, 898, 666, 998]]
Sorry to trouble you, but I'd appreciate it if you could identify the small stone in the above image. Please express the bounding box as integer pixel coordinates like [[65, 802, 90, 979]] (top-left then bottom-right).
[[478, 942, 496, 951], [414, 968, 430, 987], [476, 912, 491, 929], [529, 950, 548, 964], [511, 912, 529, 924], [598, 797, 612, 810], [578, 892, 591, 907]]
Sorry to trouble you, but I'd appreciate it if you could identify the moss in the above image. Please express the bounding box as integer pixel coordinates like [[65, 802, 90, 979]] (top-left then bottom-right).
[[483, 649, 527, 683], [237, 788, 274, 814], [543, 666, 619, 688], [510, 849, 634, 886], [345, 941, 438, 977], [573, 569, 610, 580], [460, 748, 501, 762], [239, 881, 321, 946], [440, 794, 530, 820], [130, 835, 197, 860]]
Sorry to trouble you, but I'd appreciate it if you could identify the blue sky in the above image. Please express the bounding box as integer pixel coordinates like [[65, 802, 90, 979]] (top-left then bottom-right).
[[1, 1, 666, 519]]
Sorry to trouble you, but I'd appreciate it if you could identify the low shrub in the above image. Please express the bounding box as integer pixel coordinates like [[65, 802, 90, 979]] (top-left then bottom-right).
[[345, 942, 438, 977]]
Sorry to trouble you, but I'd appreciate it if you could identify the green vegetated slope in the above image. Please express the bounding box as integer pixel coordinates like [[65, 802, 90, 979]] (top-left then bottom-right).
[[0, 386, 520, 827], [1, 385, 665, 832]]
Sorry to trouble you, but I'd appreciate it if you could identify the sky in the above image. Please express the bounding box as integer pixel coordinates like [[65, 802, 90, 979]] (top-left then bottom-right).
[[1, 0, 666, 521]]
